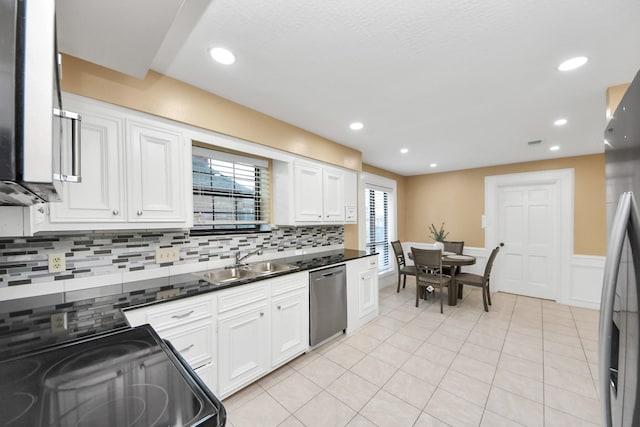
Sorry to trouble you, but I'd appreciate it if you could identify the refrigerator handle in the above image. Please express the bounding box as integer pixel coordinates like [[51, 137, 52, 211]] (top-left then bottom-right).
[[599, 192, 637, 427]]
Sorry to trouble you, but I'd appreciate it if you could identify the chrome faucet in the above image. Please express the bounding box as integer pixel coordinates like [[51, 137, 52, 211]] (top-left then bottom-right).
[[234, 248, 263, 266]]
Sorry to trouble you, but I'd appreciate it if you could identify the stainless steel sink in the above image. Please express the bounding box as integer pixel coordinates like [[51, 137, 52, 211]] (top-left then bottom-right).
[[198, 268, 258, 284], [244, 262, 296, 275], [196, 261, 297, 285]]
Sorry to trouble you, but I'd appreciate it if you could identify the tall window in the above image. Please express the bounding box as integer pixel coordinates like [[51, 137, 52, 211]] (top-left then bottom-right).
[[365, 187, 391, 272], [192, 146, 270, 234]]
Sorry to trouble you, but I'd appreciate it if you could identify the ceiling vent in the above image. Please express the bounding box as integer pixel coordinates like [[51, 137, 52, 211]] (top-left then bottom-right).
[[527, 139, 543, 146]]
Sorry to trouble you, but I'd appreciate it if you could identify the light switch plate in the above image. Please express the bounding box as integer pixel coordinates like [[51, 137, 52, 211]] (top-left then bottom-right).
[[155, 247, 180, 264]]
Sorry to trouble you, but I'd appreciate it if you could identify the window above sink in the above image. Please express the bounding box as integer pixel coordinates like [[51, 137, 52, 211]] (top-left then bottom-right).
[[191, 145, 271, 235]]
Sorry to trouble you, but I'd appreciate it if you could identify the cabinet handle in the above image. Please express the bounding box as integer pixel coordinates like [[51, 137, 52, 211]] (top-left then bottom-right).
[[318, 215, 322, 218], [112, 210, 119, 215], [179, 344, 194, 353], [137, 210, 143, 216], [277, 305, 281, 310], [171, 310, 194, 319], [260, 312, 264, 317]]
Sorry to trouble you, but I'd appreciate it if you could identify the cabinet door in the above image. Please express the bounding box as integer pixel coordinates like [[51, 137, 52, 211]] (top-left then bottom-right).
[[294, 163, 323, 222], [218, 302, 269, 397], [271, 288, 308, 367], [49, 111, 125, 222], [323, 169, 345, 222], [358, 267, 379, 320], [127, 120, 186, 222]]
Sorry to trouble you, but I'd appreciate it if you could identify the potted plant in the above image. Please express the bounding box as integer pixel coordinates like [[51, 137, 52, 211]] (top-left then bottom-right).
[[428, 222, 449, 250]]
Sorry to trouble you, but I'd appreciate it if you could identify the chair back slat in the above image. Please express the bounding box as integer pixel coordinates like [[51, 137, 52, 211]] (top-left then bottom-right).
[[391, 240, 406, 268], [443, 241, 464, 255], [483, 246, 500, 281], [411, 247, 442, 271]]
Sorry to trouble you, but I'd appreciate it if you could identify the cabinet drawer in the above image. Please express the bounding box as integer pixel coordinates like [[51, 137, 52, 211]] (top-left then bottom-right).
[[146, 295, 213, 331], [162, 321, 213, 369], [218, 282, 268, 314], [270, 272, 308, 297]]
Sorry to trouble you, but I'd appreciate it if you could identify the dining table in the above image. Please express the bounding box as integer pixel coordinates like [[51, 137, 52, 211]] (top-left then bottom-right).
[[408, 250, 477, 306]]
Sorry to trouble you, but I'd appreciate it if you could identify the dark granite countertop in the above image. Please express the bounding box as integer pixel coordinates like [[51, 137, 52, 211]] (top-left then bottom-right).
[[0, 249, 374, 359], [124, 248, 373, 311]]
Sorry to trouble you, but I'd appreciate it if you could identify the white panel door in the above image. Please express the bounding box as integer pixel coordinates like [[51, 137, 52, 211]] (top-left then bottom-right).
[[323, 169, 345, 222], [271, 288, 308, 367], [218, 303, 269, 397], [49, 111, 125, 222], [498, 184, 559, 299], [127, 120, 185, 222], [294, 163, 323, 222]]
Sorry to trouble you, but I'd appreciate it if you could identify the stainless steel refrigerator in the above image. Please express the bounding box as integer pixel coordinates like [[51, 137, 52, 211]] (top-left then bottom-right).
[[601, 68, 640, 426]]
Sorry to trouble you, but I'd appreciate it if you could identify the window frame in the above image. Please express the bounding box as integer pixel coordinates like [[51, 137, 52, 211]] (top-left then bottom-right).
[[359, 173, 397, 276], [191, 146, 270, 235]]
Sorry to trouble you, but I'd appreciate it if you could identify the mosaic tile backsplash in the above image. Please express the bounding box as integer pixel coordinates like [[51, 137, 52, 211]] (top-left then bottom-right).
[[0, 226, 343, 357], [0, 225, 343, 287]]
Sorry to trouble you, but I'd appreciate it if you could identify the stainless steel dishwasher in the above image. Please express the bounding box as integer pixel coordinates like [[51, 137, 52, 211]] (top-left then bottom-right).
[[309, 264, 347, 347]]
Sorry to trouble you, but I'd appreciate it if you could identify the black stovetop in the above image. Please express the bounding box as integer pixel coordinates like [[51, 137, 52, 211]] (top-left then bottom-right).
[[0, 325, 224, 427]]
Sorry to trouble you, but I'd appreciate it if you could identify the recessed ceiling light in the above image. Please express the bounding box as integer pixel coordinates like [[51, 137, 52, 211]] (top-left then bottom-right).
[[549, 145, 560, 151], [554, 118, 567, 126], [209, 47, 235, 65], [430, 163, 437, 168], [400, 148, 408, 154], [349, 122, 364, 131], [558, 56, 588, 71]]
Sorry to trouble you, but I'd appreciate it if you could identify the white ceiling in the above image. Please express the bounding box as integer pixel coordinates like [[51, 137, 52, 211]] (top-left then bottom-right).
[[58, 0, 640, 176]]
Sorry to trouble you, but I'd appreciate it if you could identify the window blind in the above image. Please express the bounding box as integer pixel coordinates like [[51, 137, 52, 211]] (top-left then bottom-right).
[[364, 187, 391, 272], [192, 146, 270, 233]]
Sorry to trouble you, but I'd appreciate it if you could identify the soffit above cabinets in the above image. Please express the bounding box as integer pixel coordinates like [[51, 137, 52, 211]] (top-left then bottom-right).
[[56, 0, 193, 79]]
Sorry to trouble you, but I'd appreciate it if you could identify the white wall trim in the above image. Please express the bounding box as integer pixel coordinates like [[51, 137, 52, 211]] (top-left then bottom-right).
[[398, 242, 603, 309], [485, 168, 574, 303], [566, 254, 605, 310]]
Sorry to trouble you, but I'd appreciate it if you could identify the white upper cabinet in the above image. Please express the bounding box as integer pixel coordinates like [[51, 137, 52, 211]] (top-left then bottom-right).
[[273, 159, 357, 225], [49, 105, 125, 223], [294, 162, 324, 222], [126, 120, 186, 222], [323, 168, 345, 222], [17, 94, 193, 233]]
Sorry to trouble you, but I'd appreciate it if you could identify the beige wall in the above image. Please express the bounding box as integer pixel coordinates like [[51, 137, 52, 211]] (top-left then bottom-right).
[[404, 154, 606, 256], [606, 83, 630, 119], [59, 55, 607, 255], [60, 55, 362, 171]]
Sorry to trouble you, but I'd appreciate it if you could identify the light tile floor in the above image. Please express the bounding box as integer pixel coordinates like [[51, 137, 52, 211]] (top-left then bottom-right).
[[223, 279, 601, 426]]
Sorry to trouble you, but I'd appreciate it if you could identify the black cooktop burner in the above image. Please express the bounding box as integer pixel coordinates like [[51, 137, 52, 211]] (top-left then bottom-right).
[[0, 326, 224, 427]]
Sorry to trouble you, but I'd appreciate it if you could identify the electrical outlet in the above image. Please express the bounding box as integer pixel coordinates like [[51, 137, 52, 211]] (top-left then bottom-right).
[[48, 253, 66, 273], [155, 247, 180, 264], [51, 312, 68, 333], [156, 289, 180, 300], [322, 234, 328, 244]]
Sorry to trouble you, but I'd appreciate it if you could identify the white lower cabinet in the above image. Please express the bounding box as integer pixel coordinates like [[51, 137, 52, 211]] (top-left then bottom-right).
[[123, 293, 217, 393], [270, 277, 309, 368], [216, 272, 309, 398], [346, 255, 379, 333], [217, 301, 270, 397]]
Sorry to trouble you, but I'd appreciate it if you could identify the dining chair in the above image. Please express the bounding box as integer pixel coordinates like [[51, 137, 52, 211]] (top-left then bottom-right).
[[454, 246, 500, 311], [391, 240, 416, 292], [442, 240, 464, 275], [411, 247, 451, 312]]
